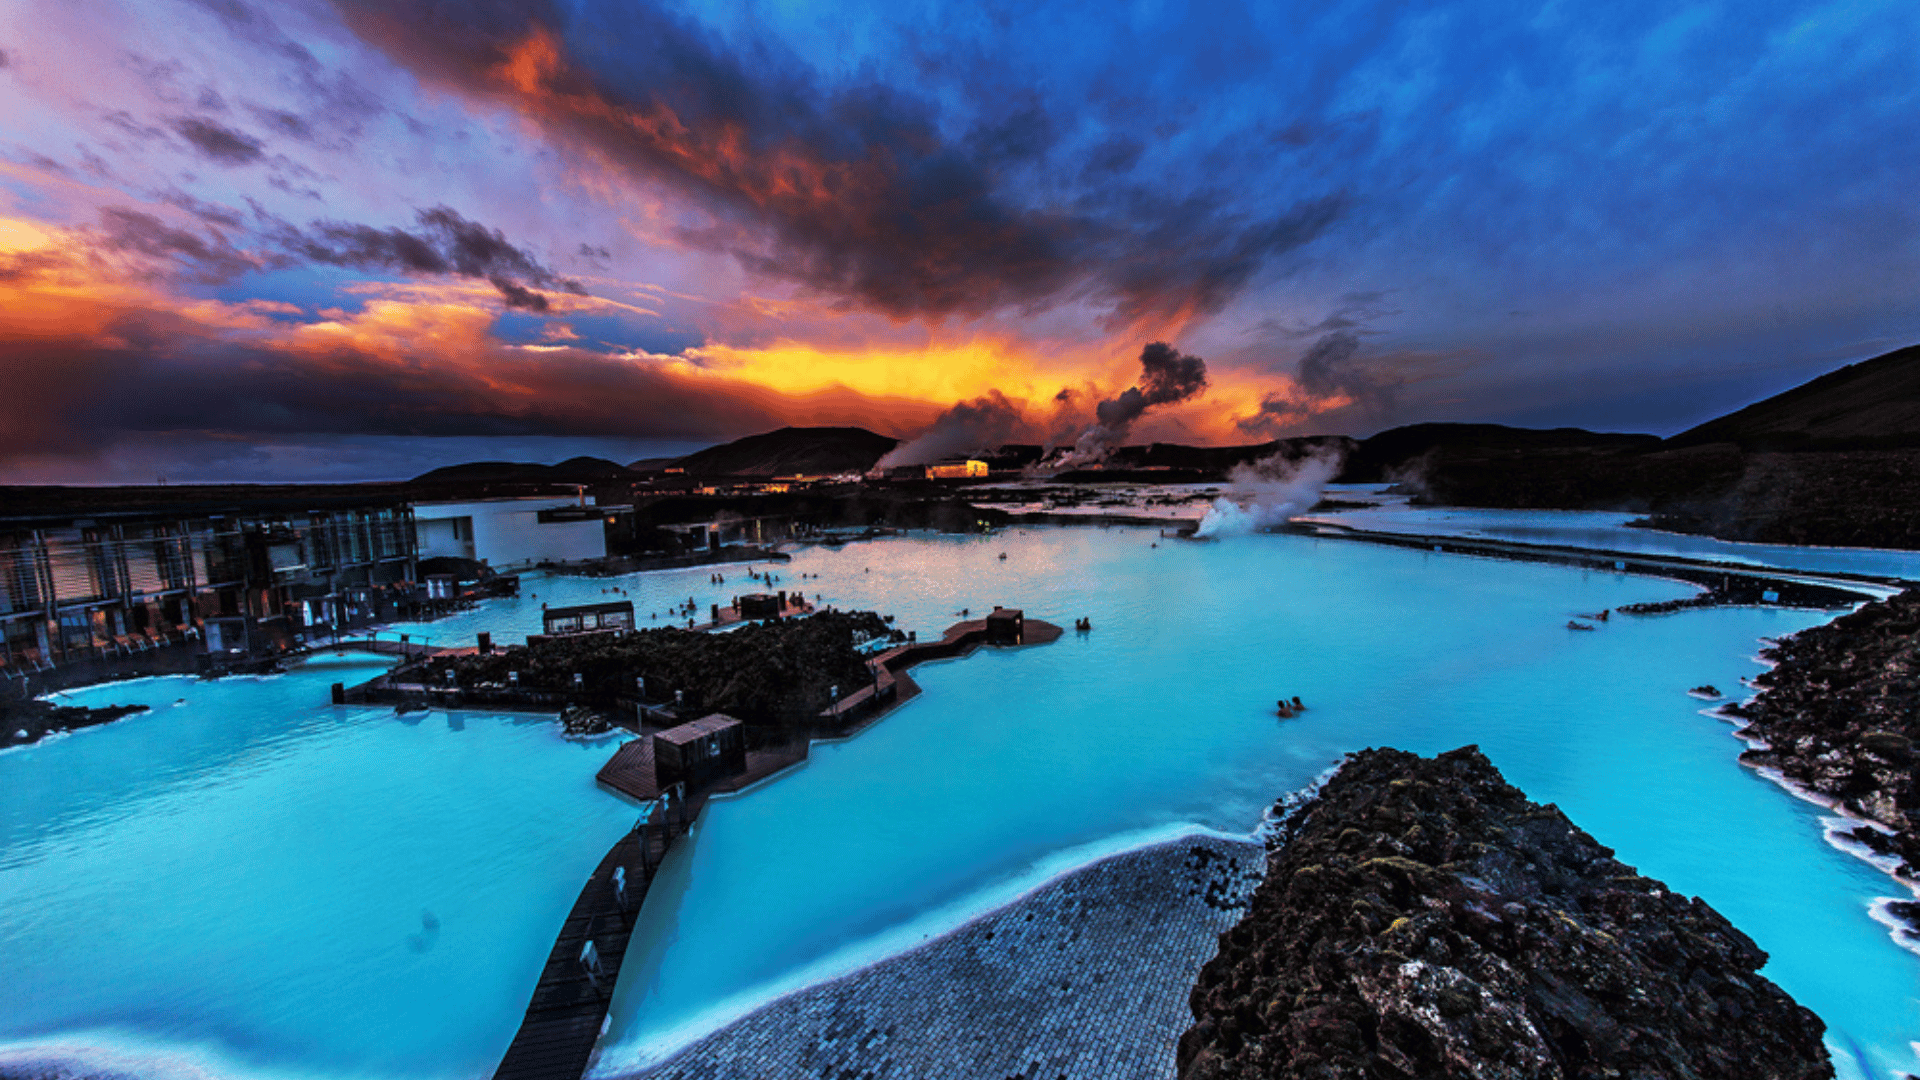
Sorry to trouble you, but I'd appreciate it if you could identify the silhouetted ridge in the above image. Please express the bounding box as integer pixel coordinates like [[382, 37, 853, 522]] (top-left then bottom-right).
[[407, 457, 633, 485], [1668, 343, 1920, 450], [668, 426, 898, 477], [1340, 423, 1659, 482]]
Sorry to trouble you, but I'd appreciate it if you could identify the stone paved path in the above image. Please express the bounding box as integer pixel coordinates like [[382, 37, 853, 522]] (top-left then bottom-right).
[[620, 833, 1264, 1080]]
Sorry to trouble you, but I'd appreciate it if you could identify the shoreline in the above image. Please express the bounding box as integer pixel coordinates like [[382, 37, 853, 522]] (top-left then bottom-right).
[[1713, 590, 1920, 947], [601, 828, 1264, 1080], [1708, 690, 1920, 955]]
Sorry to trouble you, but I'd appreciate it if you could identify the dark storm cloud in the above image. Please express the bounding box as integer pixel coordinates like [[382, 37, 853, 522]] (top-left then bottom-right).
[[488, 277, 549, 311], [1234, 393, 1301, 439], [329, 0, 1346, 323], [1292, 329, 1404, 420], [273, 206, 585, 308], [1295, 331, 1361, 397], [0, 308, 819, 466], [171, 116, 264, 164], [97, 207, 260, 282]]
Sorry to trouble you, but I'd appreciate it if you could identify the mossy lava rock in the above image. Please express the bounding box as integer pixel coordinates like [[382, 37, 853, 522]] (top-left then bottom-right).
[[1179, 746, 1831, 1080]]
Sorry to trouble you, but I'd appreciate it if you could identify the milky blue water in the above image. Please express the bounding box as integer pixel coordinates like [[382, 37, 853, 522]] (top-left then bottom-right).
[[0, 652, 637, 1080], [592, 529, 1920, 1078], [3, 527, 1917, 1080]]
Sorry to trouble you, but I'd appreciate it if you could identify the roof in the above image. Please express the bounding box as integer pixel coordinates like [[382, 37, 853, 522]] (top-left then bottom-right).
[[543, 601, 634, 618], [655, 713, 743, 745]]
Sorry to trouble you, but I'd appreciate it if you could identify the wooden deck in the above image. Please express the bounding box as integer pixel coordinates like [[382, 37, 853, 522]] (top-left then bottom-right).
[[596, 738, 661, 800]]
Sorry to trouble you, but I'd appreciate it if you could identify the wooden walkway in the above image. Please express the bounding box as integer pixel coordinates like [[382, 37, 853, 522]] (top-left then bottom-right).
[[496, 612, 1066, 1080], [491, 801, 690, 1080]]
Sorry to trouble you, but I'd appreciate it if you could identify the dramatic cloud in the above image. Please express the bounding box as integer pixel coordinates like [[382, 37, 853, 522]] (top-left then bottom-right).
[[330, 1, 1346, 325], [1295, 331, 1371, 403], [0, 288, 933, 472], [96, 206, 262, 283], [4, 0, 1920, 480], [274, 206, 585, 309]]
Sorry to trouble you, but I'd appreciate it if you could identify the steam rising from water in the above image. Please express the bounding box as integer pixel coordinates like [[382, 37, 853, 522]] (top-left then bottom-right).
[[1194, 448, 1344, 538]]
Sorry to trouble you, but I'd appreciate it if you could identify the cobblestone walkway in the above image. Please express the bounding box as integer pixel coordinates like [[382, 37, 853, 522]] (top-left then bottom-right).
[[623, 834, 1264, 1080]]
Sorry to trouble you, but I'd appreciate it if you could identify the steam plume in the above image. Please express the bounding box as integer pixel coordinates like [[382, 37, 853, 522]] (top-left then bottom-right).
[[1193, 446, 1345, 538], [873, 390, 1028, 470], [1052, 342, 1208, 469]]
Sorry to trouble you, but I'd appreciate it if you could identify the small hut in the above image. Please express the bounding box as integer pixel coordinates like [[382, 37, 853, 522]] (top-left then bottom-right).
[[985, 606, 1025, 645], [653, 713, 748, 789], [737, 593, 780, 619]]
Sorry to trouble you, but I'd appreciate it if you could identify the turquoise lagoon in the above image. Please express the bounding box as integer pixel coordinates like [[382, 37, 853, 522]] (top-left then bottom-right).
[[0, 653, 638, 1079], [2, 527, 1917, 1079]]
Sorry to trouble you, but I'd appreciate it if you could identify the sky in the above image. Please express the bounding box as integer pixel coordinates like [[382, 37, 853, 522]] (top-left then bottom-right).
[[1, 0, 1917, 482]]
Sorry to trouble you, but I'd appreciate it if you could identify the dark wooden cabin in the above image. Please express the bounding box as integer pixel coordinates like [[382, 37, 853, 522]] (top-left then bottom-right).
[[985, 606, 1025, 645], [653, 713, 748, 789]]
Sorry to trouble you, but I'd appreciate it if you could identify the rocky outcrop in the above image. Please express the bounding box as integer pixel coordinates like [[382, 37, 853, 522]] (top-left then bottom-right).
[[422, 610, 895, 726], [0, 698, 149, 748], [1726, 589, 1920, 931], [1180, 746, 1831, 1080], [558, 705, 613, 736]]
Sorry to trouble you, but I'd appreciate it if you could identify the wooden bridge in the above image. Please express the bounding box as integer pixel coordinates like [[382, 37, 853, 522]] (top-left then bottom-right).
[[492, 611, 1065, 1080], [491, 793, 693, 1080]]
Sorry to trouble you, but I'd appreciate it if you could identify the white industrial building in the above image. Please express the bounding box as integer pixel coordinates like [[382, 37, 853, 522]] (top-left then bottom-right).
[[413, 497, 608, 569]]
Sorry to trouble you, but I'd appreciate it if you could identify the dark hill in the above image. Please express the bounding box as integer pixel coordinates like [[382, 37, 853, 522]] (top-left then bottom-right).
[[409, 461, 550, 484], [408, 457, 633, 485], [1109, 437, 1355, 473], [669, 426, 898, 477], [1341, 423, 1660, 483], [1668, 343, 1920, 450], [547, 456, 634, 482]]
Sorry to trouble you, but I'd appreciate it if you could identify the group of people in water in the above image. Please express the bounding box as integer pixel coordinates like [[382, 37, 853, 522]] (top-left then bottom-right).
[[1568, 608, 1612, 631], [1276, 695, 1306, 719], [1074, 617, 1094, 632]]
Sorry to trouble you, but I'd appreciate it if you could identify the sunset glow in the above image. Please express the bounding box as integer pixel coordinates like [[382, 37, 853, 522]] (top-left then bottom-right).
[[1, 0, 1916, 480]]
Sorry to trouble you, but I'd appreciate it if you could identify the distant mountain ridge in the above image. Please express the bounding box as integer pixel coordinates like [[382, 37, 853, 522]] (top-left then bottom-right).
[[1668, 343, 1920, 450], [408, 456, 635, 485], [660, 426, 900, 477]]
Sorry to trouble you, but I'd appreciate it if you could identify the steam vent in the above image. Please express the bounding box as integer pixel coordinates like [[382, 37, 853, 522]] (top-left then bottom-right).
[[1180, 746, 1833, 1079]]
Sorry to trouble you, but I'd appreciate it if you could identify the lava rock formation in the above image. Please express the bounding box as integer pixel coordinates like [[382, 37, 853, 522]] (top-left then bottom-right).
[[1179, 746, 1831, 1079]]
